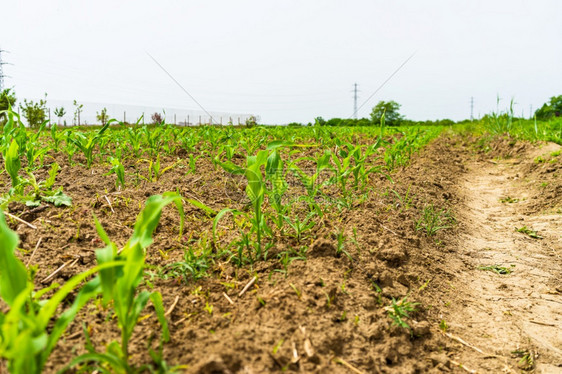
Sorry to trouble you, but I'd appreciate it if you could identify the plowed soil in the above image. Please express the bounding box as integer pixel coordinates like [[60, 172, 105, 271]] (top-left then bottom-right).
[[1, 134, 561, 373]]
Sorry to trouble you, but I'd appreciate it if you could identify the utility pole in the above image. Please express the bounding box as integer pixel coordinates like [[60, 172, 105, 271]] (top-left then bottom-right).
[[0, 48, 8, 92], [352, 83, 359, 119], [470, 97, 474, 121]]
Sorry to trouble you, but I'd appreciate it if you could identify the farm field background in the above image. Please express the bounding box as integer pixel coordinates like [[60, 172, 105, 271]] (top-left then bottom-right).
[[0, 107, 561, 373]]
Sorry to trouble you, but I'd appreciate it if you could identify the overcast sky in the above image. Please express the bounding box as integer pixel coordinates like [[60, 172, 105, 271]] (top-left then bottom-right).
[[2, 0, 561, 124]]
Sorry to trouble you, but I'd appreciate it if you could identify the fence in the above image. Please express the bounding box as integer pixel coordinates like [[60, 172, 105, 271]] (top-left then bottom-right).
[[21, 99, 257, 127]]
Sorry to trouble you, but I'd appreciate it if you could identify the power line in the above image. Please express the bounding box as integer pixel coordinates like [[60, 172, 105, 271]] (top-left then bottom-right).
[[351, 51, 416, 118], [146, 52, 216, 124]]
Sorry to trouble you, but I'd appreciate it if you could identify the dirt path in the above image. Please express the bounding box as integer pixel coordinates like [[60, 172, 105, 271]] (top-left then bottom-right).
[[445, 144, 562, 373]]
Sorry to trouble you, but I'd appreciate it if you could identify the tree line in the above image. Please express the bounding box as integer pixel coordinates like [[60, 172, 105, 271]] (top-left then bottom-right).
[[1, 89, 561, 128]]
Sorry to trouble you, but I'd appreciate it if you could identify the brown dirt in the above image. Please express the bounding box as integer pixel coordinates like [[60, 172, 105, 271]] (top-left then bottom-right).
[[1, 134, 561, 373], [441, 141, 562, 373]]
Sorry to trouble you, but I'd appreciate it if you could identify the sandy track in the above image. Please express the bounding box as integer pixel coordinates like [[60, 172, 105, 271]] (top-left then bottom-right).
[[445, 144, 562, 373]]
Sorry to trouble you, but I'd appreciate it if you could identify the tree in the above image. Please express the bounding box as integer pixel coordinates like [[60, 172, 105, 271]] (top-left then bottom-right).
[[245, 116, 257, 127], [0, 89, 16, 123], [325, 118, 343, 126], [151, 112, 163, 124], [314, 116, 326, 126], [19, 97, 47, 128], [96, 107, 109, 125], [370, 100, 403, 126], [73, 100, 84, 126], [54, 107, 66, 126], [535, 95, 562, 120]]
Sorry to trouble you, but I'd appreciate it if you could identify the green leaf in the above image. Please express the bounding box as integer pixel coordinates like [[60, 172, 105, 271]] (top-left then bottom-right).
[[186, 198, 217, 217], [41, 191, 72, 207], [0, 210, 29, 306], [5, 139, 21, 188], [93, 215, 113, 246], [37, 261, 124, 331], [125, 194, 183, 251], [266, 140, 290, 150], [64, 352, 126, 373], [42, 278, 102, 366], [44, 163, 60, 189], [96, 245, 119, 305], [126, 291, 151, 340], [213, 208, 242, 245], [149, 292, 170, 342], [215, 159, 244, 175]]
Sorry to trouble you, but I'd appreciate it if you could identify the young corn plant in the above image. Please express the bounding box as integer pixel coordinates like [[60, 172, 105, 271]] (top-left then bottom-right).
[[213, 150, 272, 263], [265, 148, 289, 230], [139, 154, 180, 182], [289, 151, 332, 200], [2, 140, 71, 208], [50, 122, 65, 152], [70, 121, 112, 168], [4, 139, 22, 193], [283, 211, 316, 242], [23, 162, 72, 207], [67, 193, 185, 373], [106, 157, 126, 189], [0, 210, 123, 374], [126, 126, 144, 158]]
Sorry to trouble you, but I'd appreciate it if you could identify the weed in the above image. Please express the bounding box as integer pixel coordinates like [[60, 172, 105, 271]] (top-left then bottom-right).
[[478, 264, 514, 275], [511, 349, 535, 371], [500, 196, 519, 203], [386, 296, 419, 332], [516, 226, 543, 239], [416, 204, 454, 236], [290, 283, 302, 299]]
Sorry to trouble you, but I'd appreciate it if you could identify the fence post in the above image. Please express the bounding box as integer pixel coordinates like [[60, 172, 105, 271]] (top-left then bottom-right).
[[199, 115, 201, 125], [174, 113, 176, 125], [142, 112, 145, 125]]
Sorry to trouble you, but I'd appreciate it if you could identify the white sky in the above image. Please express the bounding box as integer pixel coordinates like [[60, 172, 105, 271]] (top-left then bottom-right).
[[2, 0, 561, 124]]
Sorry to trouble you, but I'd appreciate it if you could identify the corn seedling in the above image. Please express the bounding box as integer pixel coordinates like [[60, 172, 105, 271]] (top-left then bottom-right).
[[4, 139, 21, 192], [139, 154, 181, 182], [67, 193, 184, 373], [283, 211, 316, 242], [265, 148, 289, 230], [214, 149, 273, 262], [2, 142, 71, 208], [70, 121, 112, 168], [107, 157, 126, 189], [289, 151, 332, 199], [0, 209, 123, 373]]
